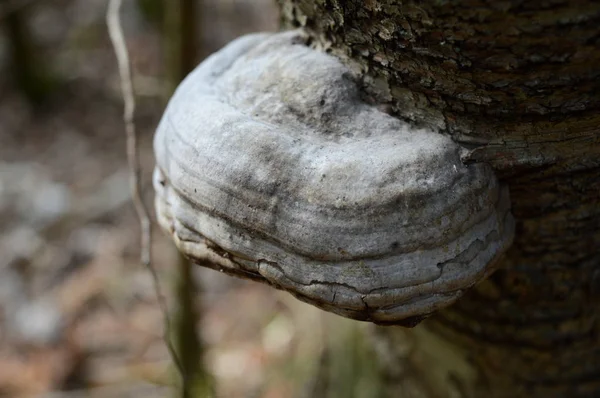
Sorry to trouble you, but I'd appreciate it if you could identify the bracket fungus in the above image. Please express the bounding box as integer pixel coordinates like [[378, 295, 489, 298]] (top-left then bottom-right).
[[153, 30, 515, 325]]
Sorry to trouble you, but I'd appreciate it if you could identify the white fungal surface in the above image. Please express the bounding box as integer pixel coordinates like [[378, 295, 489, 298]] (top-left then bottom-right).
[[153, 30, 514, 324]]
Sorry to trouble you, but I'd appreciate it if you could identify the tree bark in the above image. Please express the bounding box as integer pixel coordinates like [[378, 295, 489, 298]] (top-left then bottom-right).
[[278, 1, 600, 397]]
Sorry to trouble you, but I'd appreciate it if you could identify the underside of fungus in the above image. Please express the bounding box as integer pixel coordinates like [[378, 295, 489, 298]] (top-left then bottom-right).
[[153, 30, 515, 325]]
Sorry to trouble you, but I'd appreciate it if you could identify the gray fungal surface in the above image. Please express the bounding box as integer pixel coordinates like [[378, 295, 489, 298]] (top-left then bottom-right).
[[153, 30, 515, 324]]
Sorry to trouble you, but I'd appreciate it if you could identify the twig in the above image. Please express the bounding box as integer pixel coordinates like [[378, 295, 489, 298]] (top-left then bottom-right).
[[106, 0, 185, 383]]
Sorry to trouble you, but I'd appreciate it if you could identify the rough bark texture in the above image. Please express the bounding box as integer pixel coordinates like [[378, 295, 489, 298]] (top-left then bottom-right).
[[278, 1, 600, 397]]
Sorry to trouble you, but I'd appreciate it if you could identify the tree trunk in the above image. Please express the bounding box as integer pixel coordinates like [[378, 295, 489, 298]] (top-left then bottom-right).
[[3, 2, 56, 105], [278, 1, 600, 397]]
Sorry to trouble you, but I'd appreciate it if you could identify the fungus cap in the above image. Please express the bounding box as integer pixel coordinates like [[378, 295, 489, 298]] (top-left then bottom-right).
[[153, 30, 514, 325]]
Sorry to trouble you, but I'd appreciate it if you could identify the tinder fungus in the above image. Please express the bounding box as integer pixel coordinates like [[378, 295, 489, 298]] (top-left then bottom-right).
[[153, 30, 514, 325]]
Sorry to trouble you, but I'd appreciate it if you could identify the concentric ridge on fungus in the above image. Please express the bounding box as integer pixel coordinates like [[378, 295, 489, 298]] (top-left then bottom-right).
[[153, 30, 515, 324]]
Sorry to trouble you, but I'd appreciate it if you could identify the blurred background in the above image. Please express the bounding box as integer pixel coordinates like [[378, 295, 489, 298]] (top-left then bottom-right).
[[0, 1, 384, 397]]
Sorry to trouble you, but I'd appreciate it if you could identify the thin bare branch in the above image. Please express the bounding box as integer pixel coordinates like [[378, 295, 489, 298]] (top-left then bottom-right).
[[106, 0, 185, 382]]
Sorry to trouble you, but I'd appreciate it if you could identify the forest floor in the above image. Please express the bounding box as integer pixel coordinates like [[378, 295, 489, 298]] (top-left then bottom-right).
[[0, 1, 355, 397]]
